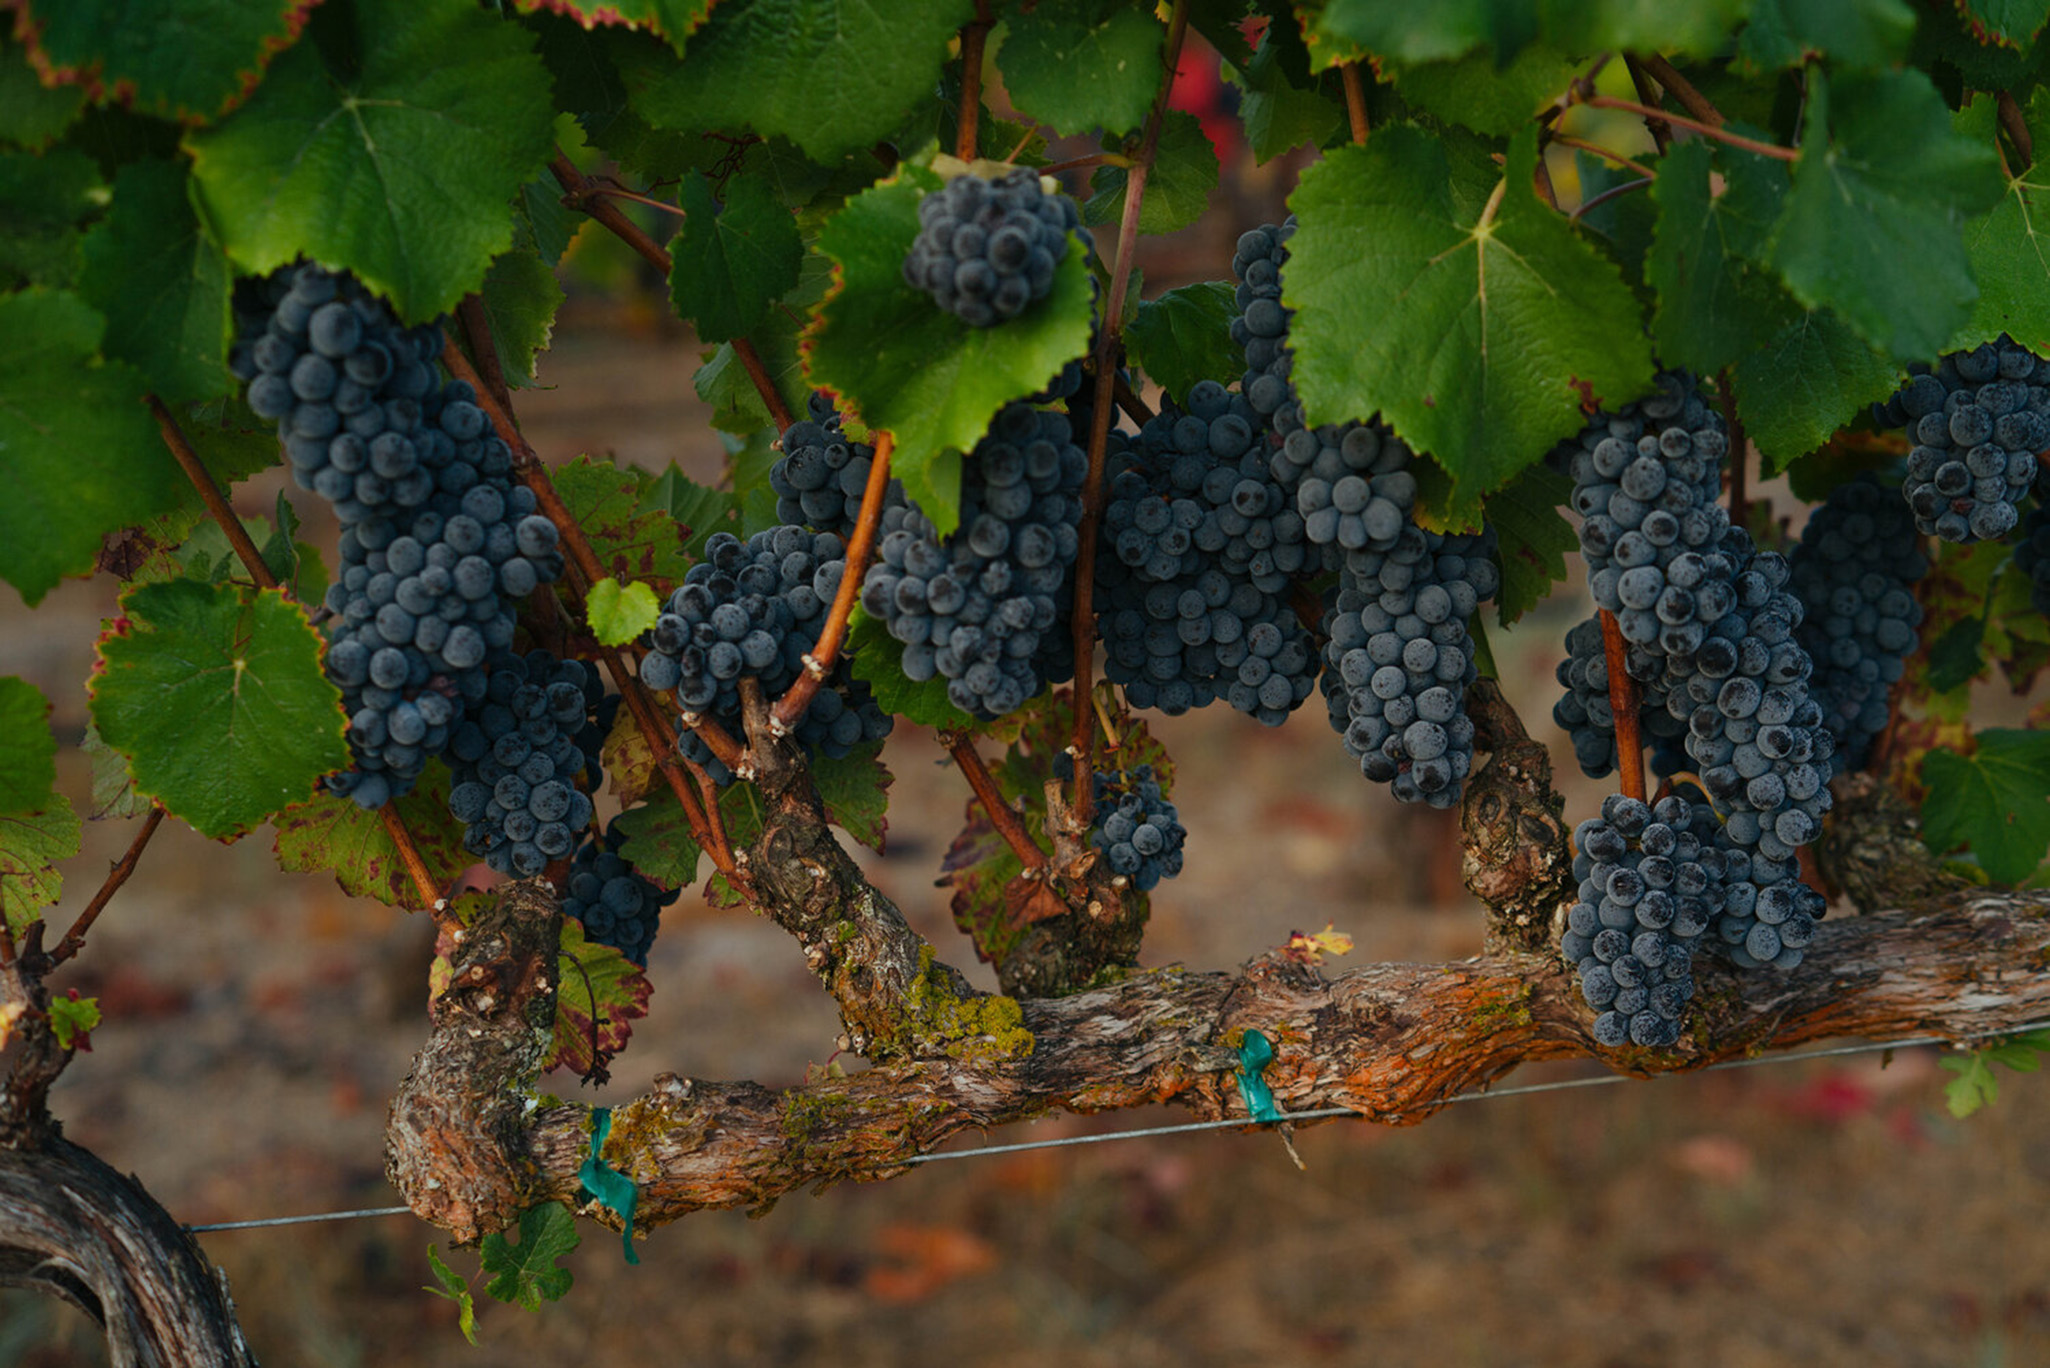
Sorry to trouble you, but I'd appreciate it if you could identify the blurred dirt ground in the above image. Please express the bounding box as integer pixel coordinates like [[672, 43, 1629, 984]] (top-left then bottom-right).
[[5, 308, 2050, 1368]]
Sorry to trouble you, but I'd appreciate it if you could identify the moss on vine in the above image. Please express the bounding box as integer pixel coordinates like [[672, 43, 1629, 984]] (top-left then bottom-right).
[[892, 945, 1035, 1063]]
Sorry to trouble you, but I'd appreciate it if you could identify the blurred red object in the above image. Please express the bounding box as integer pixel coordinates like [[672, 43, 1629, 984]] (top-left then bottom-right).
[[1169, 36, 1240, 165]]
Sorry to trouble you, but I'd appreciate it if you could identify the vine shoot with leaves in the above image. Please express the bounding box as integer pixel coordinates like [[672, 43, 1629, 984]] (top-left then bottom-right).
[[2, 0, 2050, 1357]]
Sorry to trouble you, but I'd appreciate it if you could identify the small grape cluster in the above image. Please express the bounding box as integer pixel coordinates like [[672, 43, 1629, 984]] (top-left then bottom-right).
[[769, 392, 899, 541], [445, 651, 603, 876], [1872, 334, 2049, 542], [2016, 504, 2050, 616], [563, 820, 677, 966], [903, 169, 1079, 327], [1086, 765, 1185, 892], [1560, 794, 1719, 1048], [230, 264, 563, 807], [1786, 476, 1927, 772], [1319, 526, 1500, 808], [640, 526, 893, 781], [860, 401, 1086, 718]]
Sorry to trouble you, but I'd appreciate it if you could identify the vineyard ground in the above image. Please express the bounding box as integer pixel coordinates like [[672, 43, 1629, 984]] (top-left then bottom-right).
[[2, 323, 2046, 1368]]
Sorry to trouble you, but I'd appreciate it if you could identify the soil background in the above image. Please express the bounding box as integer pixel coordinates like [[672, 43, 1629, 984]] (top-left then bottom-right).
[[4, 187, 2050, 1368]]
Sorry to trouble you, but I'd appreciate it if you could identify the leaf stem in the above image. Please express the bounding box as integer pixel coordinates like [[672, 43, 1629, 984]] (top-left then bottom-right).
[[1623, 54, 1673, 154], [1038, 151, 1135, 177], [733, 336, 796, 432], [1630, 53, 1724, 129], [1570, 176, 1653, 221], [582, 182, 687, 218], [772, 432, 893, 730], [955, 5, 991, 161], [1071, 0, 1189, 827], [1546, 134, 1657, 180], [47, 808, 165, 968], [1999, 90, 2034, 170], [1578, 95, 1796, 161], [1112, 370, 1154, 426], [1340, 63, 1370, 144], [1719, 372, 1749, 528], [1597, 609, 1646, 803], [456, 294, 512, 415], [382, 806, 444, 909], [944, 733, 1048, 870], [150, 397, 277, 597]]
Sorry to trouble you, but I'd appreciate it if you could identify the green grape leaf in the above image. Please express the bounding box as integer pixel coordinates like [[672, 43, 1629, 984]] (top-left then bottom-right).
[[1226, 22, 1345, 165], [1128, 282, 1243, 403], [1284, 125, 1654, 524], [1735, 0, 1915, 71], [90, 580, 348, 839], [1482, 464, 1575, 627], [1304, 0, 1510, 63], [0, 290, 182, 607], [272, 763, 471, 906], [15, 0, 305, 124], [552, 456, 694, 593], [847, 609, 977, 730], [1957, 89, 2050, 355], [810, 742, 891, 853], [478, 238, 565, 390], [1382, 42, 1583, 138], [1921, 728, 2050, 885], [1537, 0, 1753, 55], [805, 167, 1093, 538], [549, 918, 651, 1078], [480, 1202, 579, 1310], [1732, 309, 1899, 471], [185, 0, 556, 322], [510, 0, 714, 49], [0, 34, 83, 150], [611, 790, 703, 887], [668, 171, 803, 345], [1084, 111, 1220, 235], [1769, 67, 2004, 362], [0, 800, 79, 939], [627, 0, 973, 161], [1925, 614, 1988, 694], [82, 720, 148, 821], [692, 249, 829, 435], [46, 991, 99, 1050], [0, 147, 100, 289], [1956, 0, 2050, 45], [998, 0, 1163, 138], [0, 679, 58, 814], [1647, 140, 1804, 377], [1941, 1050, 2002, 1117], [79, 157, 233, 404], [584, 577, 661, 646], [644, 466, 741, 561], [423, 1247, 479, 1347]]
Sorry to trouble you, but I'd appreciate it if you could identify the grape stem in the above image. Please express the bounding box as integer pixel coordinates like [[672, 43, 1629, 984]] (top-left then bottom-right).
[[1576, 94, 1796, 162], [1999, 90, 2034, 169], [1719, 373, 1749, 527], [1340, 63, 1370, 144], [1570, 176, 1652, 221], [1630, 53, 1725, 130], [1545, 134, 1657, 180], [1596, 608, 1647, 803], [955, 3, 992, 162], [944, 733, 1049, 871], [1071, 0, 1191, 827], [771, 432, 894, 731], [1039, 152, 1135, 177], [45, 805, 163, 967], [1111, 371, 1154, 426], [455, 294, 512, 415], [1622, 54, 1674, 154]]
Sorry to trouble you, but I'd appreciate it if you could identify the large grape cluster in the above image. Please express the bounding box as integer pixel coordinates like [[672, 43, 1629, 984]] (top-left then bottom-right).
[[903, 170, 1079, 327], [2017, 504, 2050, 616], [563, 820, 677, 967], [445, 651, 602, 877], [769, 392, 900, 541], [1560, 794, 1720, 1048], [1871, 334, 2049, 542], [1786, 476, 1927, 772], [860, 401, 1086, 718], [230, 264, 564, 808], [1319, 526, 1500, 808], [640, 526, 893, 781], [1085, 765, 1185, 892]]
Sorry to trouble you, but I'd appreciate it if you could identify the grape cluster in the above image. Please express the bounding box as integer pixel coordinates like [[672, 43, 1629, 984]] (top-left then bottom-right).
[[640, 526, 893, 781], [1319, 526, 1500, 808], [563, 820, 677, 966], [230, 264, 564, 807], [1086, 765, 1185, 892], [445, 651, 603, 876], [860, 401, 1086, 718], [769, 392, 900, 541], [1786, 476, 1927, 772], [1871, 335, 2049, 542], [903, 170, 1079, 327], [2017, 505, 2050, 616], [1560, 794, 1720, 1048]]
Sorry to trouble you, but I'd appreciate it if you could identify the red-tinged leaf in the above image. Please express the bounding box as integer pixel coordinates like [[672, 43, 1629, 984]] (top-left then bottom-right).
[[510, 0, 714, 49], [0, 799, 79, 939], [16, 0, 313, 125], [601, 705, 660, 805], [272, 764, 470, 907], [550, 456, 693, 594], [548, 918, 650, 1080]]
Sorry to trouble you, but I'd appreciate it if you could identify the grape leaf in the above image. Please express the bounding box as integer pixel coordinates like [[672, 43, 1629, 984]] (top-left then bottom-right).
[[1482, 464, 1575, 627], [79, 157, 234, 404], [810, 742, 890, 853], [626, 0, 973, 161], [549, 918, 651, 1078], [1226, 21, 1345, 165], [82, 720, 149, 821], [15, 0, 306, 124], [1646, 139, 1804, 377], [90, 580, 348, 838], [1537, 0, 1753, 54], [611, 789, 703, 887], [1957, 0, 2050, 45], [1284, 125, 1654, 524], [511, 0, 713, 49], [551, 456, 693, 592], [0, 679, 58, 814], [1735, 0, 1915, 71], [272, 763, 471, 906], [0, 34, 83, 150], [0, 801, 79, 939], [1382, 42, 1583, 138], [46, 991, 99, 1050], [1957, 89, 2050, 356], [805, 167, 1094, 538], [643, 466, 741, 561], [185, 0, 557, 322], [1732, 308, 1900, 471], [0, 147, 100, 289], [846, 610, 977, 730], [1084, 111, 1220, 236], [478, 237, 565, 390], [1921, 729, 2050, 885], [1128, 282, 1243, 403], [1769, 67, 2004, 362], [584, 578, 661, 646], [423, 1247, 478, 1347], [668, 170, 803, 345], [998, 0, 1163, 138], [692, 250, 829, 435], [0, 290, 182, 606], [480, 1202, 579, 1309], [1302, 1, 1517, 64]]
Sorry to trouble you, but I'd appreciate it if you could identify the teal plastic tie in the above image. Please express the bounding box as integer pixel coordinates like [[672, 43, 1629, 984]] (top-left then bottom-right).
[[577, 1107, 640, 1266], [1234, 1029, 1283, 1123]]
